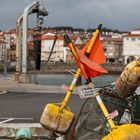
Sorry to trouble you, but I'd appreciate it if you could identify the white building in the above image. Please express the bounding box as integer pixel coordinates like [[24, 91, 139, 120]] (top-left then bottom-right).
[[41, 33, 82, 63], [0, 40, 7, 61], [0, 32, 11, 62], [102, 37, 123, 63], [41, 33, 65, 62], [123, 29, 140, 64]]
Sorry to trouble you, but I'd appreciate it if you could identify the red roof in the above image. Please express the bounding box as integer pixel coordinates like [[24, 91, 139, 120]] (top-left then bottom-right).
[[124, 33, 140, 37], [0, 33, 4, 39], [0, 40, 7, 43], [41, 35, 64, 40], [132, 28, 140, 31], [41, 35, 77, 42], [101, 37, 123, 44]]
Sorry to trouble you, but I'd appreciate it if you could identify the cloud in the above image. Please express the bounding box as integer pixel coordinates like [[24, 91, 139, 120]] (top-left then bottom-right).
[[0, 0, 140, 31]]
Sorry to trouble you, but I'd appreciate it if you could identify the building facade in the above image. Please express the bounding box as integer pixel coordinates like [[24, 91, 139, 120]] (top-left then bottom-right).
[[0, 32, 11, 62], [41, 33, 65, 62], [101, 37, 123, 63], [123, 29, 140, 64]]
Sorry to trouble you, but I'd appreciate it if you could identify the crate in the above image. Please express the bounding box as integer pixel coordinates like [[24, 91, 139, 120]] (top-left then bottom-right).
[[131, 95, 140, 124]]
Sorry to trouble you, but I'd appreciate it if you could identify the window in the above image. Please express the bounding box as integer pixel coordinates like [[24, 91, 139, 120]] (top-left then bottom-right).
[[109, 53, 113, 56], [109, 58, 115, 63], [131, 38, 135, 41], [109, 46, 113, 50], [104, 48, 107, 51], [49, 46, 52, 50]]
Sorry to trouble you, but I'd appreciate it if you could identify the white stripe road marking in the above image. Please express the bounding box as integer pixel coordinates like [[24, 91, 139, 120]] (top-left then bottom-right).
[[0, 118, 34, 120], [0, 118, 15, 124], [0, 91, 8, 95], [0, 118, 34, 124]]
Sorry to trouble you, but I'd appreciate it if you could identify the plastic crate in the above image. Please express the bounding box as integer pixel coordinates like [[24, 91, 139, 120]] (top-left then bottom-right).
[[131, 95, 140, 124]]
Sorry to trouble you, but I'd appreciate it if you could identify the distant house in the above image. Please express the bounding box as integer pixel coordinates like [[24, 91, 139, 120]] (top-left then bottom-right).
[[63, 36, 83, 63], [101, 36, 123, 63], [74, 37, 83, 49], [0, 30, 16, 62], [0, 32, 10, 62], [41, 33, 64, 62], [0, 40, 7, 61], [41, 33, 81, 63], [0, 30, 33, 62], [123, 28, 140, 64]]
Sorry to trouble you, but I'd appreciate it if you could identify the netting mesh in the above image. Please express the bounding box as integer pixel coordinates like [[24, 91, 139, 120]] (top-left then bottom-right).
[[73, 86, 128, 140]]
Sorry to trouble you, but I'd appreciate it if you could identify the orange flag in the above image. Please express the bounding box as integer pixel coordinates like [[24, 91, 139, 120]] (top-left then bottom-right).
[[75, 47, 107, 78], [66, 34, 107, 79], [81, 35, 106, 64]]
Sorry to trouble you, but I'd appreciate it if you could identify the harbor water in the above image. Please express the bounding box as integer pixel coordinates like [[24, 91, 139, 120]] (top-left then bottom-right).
[[31, 74, 119, 87]]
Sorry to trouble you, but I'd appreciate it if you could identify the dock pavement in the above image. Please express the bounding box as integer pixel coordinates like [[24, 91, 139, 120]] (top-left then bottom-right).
[[0, 76, 78, 94], [0, 75, 78, 139]]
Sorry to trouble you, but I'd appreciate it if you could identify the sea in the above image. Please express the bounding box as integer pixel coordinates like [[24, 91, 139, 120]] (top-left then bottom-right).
[[30, 74, 140, 94], [31, 74, 119, 87]]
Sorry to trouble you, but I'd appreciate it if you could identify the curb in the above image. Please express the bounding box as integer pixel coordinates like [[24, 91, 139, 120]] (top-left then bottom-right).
[[0, 123, 65, 139]]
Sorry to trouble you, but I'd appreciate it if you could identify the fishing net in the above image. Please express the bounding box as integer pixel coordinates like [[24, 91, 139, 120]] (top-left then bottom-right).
[[72, 86, 128, 140]]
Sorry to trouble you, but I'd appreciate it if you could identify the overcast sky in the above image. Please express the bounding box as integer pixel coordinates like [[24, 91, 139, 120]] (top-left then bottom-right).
[[0, 0, 140, 31]]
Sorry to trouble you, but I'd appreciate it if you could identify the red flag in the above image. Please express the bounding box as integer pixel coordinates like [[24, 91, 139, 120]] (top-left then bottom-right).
[[67, 35, 107, 79], [75, 47, 107, 78], [81, 35, 106, 64]]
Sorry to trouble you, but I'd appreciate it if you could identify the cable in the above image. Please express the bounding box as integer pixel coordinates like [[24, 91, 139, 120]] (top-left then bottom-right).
[[46, 32, 58, 65]]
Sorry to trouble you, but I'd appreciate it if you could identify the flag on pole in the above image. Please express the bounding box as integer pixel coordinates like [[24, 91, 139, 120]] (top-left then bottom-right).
[[65, 34, 107, 79], [81, 35, 106, 64], [75, 46, 107, 78]]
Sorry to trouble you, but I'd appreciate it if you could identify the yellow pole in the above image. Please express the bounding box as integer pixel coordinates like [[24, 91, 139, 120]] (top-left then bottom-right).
[[59, 68, 81, 111], [64, 27, 116, 130], [95, 93, 116, 130], [60, 24, 102, 111]]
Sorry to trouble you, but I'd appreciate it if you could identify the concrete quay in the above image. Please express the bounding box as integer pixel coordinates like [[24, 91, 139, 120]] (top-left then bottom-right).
[[0, 77, 77, 94], [0, 123, 61, 139], [0, 76, 79, 139]]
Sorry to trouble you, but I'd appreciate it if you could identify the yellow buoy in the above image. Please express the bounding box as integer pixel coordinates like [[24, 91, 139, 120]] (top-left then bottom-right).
[[102, 124, 140, 140], [115, 60, 140, 98]]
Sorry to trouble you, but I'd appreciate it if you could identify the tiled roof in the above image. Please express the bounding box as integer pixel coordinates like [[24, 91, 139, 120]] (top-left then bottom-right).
[[124, 33, 140, 37], [41, 35, 77, 42], [41, 35, 63, 40], [101, 37, 123, 44], [132, 28, 140, 31], [0, 33, 4, 39], [0, 40, 7, 43]]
